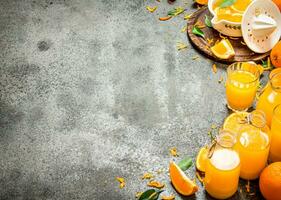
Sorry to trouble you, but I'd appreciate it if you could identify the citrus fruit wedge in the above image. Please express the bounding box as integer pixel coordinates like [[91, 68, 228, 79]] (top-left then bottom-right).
[[211, 39, 235, 59], [169, 161, 199, 196], [223, 112, 249, 133], [196, 146, 208, 172]]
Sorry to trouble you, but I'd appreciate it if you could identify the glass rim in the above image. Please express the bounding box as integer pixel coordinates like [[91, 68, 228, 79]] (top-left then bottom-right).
[[227, 62, 260, 84], [273, 104, 281, 124], [249, 110, 266, 128]]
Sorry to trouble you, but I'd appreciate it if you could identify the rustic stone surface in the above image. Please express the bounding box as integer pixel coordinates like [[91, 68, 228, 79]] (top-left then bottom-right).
[[0, 0, 264, 199]]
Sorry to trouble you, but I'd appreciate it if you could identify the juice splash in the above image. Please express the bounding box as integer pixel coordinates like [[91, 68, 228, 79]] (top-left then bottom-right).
[[213, 0, 252, 23]]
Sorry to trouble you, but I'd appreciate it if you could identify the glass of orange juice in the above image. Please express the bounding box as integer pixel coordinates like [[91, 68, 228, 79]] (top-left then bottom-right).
[[226, 62, 260, 111], [204, 131, 240, 199], [257, 69, 281, 126], [270, 104, 281, 162], [234, 110, 270, 180]]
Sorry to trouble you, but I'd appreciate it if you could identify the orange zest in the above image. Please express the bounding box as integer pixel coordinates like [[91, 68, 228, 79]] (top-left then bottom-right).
[[169, 147, 179, 157], [212, 64, 217, 74], [116, 177, 126, 189], [146, 6, 157, 13], [147, 180, 165, 189], [161, 194, 175, 200], [142, 172, 154, 180], [159, 16, 172, 21], [169, 161, 199, 196]]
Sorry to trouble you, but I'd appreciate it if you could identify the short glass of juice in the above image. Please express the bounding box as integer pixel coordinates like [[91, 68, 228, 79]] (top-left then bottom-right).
[[270, 104, 281, 162], [226, 62, 260, 111], [204, 130, 240, 199]]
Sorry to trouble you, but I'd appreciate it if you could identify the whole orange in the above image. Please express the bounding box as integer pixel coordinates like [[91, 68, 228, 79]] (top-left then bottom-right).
[[270, 41, 281, 68], [259, 162, 281, 200], [272, 0, 281, 11]]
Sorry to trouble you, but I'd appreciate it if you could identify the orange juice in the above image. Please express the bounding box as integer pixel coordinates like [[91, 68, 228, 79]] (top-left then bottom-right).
[[213, 0, 252, 23], [257, 70, 281, 126], [270, 104, 281, 162], [233, 110, 270, 180], [226, 64, 259, 111], [204, 131, 240, 199], [205, 149, 240, 199], [235, 129, 269, 179]]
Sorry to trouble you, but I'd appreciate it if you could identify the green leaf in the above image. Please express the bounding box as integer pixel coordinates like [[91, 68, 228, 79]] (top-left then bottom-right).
[[192, 26, 205, 38], [178, 157, 193, 171], [139, 189, 155, 200], [261, 60, 267, 68], [219, 0, 237, 8], [205, 15, 212, 28], [139, 189, 163, 200]]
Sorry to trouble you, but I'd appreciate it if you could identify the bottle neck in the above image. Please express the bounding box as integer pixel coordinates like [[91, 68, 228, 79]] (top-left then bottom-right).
[[248, 110, 266, 128], [208, 130, 237, 159], [216, 130, 236, 148]]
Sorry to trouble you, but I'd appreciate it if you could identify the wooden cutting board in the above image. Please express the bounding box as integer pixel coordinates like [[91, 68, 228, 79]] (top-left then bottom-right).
[[187, 6, 270, 63]]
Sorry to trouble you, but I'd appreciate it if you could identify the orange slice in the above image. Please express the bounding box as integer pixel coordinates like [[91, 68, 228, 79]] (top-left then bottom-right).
[[196, 0, 208, 5], [169, 161, 199, 196], [223, 112, 249, 133], [196, 146, 208, 172], [211, 39, 235, 59]]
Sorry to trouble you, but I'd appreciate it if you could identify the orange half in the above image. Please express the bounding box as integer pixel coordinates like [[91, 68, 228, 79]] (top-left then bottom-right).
[[169, 161, 199, 196]]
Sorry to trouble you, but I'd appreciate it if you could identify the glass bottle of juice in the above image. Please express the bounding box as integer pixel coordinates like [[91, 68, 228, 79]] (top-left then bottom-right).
[[270, 104, 281, 162], [204, 131, 240, 199], [257, 70, 281, 127], [234, 110, 270, 180]]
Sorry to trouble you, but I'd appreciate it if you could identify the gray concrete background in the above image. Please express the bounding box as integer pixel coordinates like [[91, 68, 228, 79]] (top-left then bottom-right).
[[0, 0, 263, 199]]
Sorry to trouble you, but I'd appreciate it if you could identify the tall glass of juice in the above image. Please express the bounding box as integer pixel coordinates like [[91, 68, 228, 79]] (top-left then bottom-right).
[[270, 104, 281, 162], [226, 62, 260, 111], [234, 110, 270, 180], [204, 131, 240, 199], [257, 70, 281, 126]]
